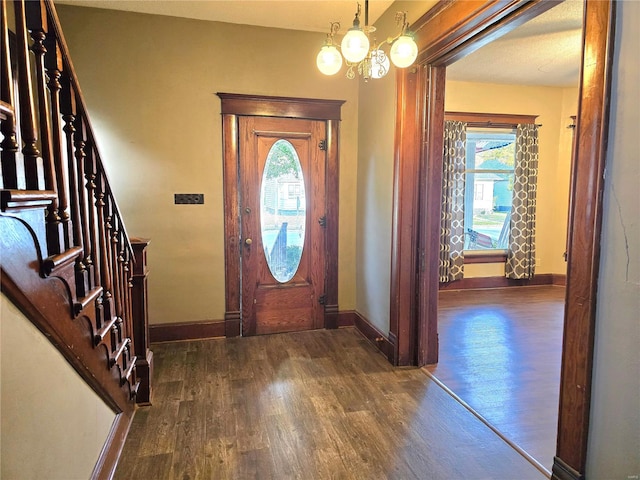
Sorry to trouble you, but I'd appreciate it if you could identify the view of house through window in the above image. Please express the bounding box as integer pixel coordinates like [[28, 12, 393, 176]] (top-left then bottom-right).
[[464, 130, 516, 250], [260, 139, 306, 283]]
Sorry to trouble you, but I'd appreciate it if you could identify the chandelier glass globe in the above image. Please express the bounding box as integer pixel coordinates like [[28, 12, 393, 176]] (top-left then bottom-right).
[[316, 44, 343, 75], [390, 35, 418, 68], [341, 28, 370, 63]]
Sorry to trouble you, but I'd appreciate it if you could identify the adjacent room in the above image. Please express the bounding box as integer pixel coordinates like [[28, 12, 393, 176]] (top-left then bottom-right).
[[425, 1, 583, 474]]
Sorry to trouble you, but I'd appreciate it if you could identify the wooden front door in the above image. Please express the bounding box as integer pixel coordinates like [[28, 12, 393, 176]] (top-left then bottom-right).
[[239, 116, 326, 335]]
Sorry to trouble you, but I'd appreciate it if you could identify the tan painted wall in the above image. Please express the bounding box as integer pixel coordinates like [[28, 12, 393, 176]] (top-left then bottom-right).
[[552, 87, 579, 273], [355, 67, 394, 332], [0, 293, 116, 479], [56, 5, 360, 324], [445, 81, 578, 277], [587, 0, 640, 475], [355, 0, 436, 333]]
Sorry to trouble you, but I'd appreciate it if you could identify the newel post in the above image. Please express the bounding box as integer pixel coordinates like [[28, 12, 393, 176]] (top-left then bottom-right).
[[131, 237, 153, 404]]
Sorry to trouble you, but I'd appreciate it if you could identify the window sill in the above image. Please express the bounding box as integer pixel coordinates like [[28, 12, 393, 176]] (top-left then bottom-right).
[[464, 250, 508, 264]]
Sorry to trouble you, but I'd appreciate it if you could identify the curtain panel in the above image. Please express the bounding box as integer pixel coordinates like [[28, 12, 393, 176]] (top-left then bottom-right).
[[506, 123, 539, 279], [439, 120, 466, 283]]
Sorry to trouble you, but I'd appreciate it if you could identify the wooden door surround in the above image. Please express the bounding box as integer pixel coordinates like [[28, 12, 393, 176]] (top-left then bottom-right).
[[390, 1, 615, 480], [217, 93, 344, 337]]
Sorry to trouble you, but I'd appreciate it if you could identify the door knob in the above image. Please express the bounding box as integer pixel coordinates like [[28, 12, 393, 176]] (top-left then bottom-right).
[[245, 238, 253, 246]]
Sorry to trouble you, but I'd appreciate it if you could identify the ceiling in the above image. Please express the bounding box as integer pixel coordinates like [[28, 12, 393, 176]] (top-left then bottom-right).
[[55, 0, 396, 33], [56, 0, 584, 87], [447, 0, 584, 87]]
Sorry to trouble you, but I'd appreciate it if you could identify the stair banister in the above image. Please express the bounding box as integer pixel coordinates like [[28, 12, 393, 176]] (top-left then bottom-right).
[[1, 3, 153, 476]]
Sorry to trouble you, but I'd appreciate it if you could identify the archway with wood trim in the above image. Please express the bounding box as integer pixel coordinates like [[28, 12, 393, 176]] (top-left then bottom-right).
[[389, 2, 615, 479]]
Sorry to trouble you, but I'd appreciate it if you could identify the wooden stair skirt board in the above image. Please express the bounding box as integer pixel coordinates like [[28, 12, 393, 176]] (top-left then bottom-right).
[[440, 273, 566, 291], [90, 412, 134, 480]]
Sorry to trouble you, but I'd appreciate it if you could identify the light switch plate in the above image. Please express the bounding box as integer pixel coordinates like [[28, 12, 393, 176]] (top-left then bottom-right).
[[174, 193, 204, 204]]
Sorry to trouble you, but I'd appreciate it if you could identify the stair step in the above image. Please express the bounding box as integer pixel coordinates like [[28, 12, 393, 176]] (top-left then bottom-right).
[[110, 338, 131, 368], [95, 315, 118, 346], [121, 356, 137, 386], [75, 286, 103, 316], [43, 246, 82, 276]]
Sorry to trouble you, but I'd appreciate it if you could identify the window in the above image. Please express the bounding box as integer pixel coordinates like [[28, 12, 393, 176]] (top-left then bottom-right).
[[464, 130, 516, 251], [441, 112, 538, 271], [288, 183, 301, 198], [474, 183, 484, 200]]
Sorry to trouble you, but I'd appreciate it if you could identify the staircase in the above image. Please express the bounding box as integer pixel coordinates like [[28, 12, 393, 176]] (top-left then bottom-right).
[[0, 0, 152, 476]]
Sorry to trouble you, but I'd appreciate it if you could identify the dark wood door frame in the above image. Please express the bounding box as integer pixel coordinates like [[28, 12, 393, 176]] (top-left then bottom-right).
[[389, 1, 615, 479], [217, 93, 345, 337]]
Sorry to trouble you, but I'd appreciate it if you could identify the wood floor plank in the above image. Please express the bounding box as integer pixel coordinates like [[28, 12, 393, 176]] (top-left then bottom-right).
[[203, 437, 231, 479], [134, 380, 182, 456], [181, 349, 208, 401], [170, 400, 206, 479], [116, 328, 548, 479], [111, 408, 149, 475], [124, 453, 173, 480], [154, 343, 189, 383], [233, 380, 270, 453]]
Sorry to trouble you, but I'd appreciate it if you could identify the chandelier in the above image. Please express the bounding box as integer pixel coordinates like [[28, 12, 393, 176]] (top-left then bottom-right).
[[316, 1, 418, 81]]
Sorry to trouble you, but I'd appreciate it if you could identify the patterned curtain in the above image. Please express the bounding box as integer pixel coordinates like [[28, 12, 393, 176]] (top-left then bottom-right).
[[506, 123, 539, 279], [439, 121, 467, 283]]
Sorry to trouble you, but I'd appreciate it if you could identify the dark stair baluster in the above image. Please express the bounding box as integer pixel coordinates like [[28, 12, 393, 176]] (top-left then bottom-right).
[[1, 0, 19, 189]]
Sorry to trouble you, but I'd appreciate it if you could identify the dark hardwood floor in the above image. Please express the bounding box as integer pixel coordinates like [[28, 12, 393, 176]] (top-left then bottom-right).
[[115, 328, 547, 479], [428, 286, 565, 474]]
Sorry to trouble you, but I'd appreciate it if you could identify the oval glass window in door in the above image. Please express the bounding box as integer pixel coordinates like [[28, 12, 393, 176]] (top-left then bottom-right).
[[260, 139, 306, 283]]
